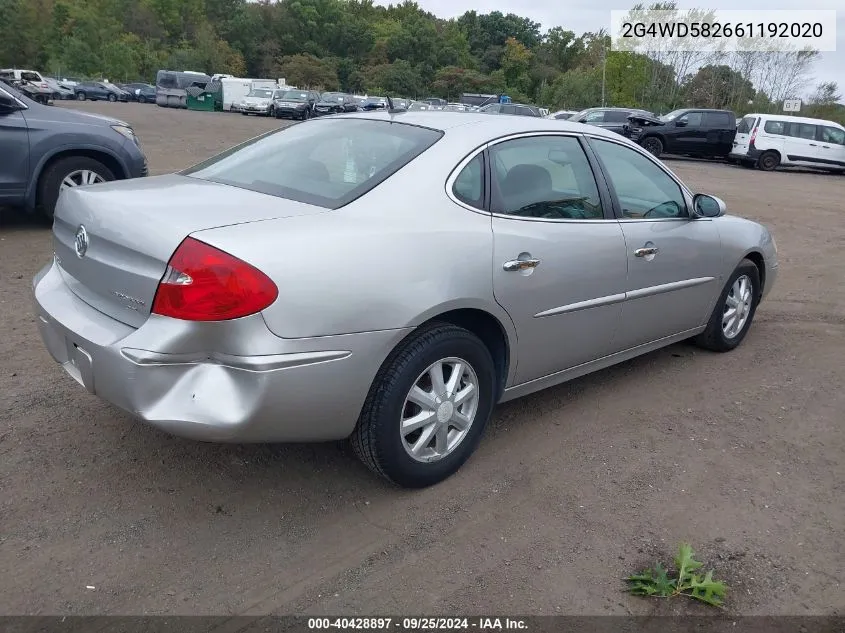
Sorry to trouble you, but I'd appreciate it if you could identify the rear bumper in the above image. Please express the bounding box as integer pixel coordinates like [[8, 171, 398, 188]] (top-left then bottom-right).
[[33, 260, 411, 443], [729, 148, 761, 162]]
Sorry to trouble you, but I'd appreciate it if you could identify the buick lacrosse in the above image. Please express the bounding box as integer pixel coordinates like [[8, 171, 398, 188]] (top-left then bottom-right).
[[33, 111, 778, 488]]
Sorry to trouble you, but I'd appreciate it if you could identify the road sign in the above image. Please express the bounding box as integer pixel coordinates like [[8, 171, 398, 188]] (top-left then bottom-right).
[[783, 99, 802, 112]]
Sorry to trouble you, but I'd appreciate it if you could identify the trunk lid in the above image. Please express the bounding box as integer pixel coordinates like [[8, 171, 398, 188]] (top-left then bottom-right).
[[52, 174, 326, 328]]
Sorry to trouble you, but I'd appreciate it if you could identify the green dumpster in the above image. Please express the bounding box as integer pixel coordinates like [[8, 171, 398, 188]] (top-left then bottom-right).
[[186, 92, 215, 111]]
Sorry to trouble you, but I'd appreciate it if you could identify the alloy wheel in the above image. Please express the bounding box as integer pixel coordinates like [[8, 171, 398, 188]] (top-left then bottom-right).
[[400, 357, 480, 463], [722, 274, 753, 339], [59, 170, 106, 192]]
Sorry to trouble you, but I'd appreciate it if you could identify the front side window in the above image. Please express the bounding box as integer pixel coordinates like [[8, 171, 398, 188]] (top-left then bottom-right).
[[591, 139, 687, 219], [489, 135, 603, 220], [584, 110, 605, 123], [182, 119, 443, 210], [677, 112, 703, 126], [452, 153, 484, 208], [821, 126, 845, 145]]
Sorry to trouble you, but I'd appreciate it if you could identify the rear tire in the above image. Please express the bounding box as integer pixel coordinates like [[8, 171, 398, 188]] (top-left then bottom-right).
[[693, 259, 761, 353], [351, 323, 496, 488], [37, 156, 115, 220], [758, 151, 780, 171], [641, 136, 663, 158], [137, 95, 146, 104]]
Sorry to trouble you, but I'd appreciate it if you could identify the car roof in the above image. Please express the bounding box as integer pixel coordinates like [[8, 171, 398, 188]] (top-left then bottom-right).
[[742, 112, 844, 127], [331, 110, 630, 142]]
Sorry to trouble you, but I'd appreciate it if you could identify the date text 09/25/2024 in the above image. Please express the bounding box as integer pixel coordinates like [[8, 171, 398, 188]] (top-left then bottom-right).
[[307, 617, 528, 630]]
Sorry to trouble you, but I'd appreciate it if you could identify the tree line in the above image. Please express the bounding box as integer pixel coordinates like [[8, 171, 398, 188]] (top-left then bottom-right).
[[1, 0, 842, 119]]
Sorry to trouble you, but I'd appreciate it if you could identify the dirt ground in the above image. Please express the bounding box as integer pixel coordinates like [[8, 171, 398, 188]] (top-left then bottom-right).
[[1, 102, 842, 617]]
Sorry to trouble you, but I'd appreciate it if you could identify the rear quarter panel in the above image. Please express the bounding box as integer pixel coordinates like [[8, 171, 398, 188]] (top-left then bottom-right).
[[191, 145, 514, 342]]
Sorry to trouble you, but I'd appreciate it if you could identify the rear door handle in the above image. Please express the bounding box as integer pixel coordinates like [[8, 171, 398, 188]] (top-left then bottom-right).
[[634, 247, 659, 257], [809, 143, 818, 147], [503, 258, 541, 271]]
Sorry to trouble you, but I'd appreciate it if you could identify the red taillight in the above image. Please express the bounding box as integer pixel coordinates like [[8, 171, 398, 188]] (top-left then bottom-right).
[[151, 237, 278, 321], [750, 124, 758, 145]]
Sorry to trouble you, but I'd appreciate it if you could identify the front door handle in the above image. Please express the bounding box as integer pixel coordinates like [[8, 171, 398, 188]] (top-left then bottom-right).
[[503, 258, 541, 272], [634, 247, 659, 257], [809, 143, 818, 147]]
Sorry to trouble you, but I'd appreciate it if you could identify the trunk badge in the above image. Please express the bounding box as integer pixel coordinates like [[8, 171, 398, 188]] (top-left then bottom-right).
[[74, 225, 89, 258]]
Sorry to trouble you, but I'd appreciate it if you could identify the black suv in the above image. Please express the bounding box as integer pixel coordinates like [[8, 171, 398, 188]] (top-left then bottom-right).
[[313, 92, 359, 116], [626, 109, 737, 159], [568, 107, 654, 135]]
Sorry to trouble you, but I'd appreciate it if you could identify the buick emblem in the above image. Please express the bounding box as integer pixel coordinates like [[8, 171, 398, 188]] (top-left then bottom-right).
[[74, 225, 89, 258]]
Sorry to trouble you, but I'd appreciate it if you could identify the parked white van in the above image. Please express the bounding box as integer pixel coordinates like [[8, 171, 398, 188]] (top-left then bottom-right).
[[731, 113, 845, 172]]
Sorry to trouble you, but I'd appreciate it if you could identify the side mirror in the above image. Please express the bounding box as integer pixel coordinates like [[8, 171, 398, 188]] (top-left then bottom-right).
[[693, 193, 726, 218], [0, 93, 21, 114], [578, 117, 587, 123], [675, 119, 688, 127]]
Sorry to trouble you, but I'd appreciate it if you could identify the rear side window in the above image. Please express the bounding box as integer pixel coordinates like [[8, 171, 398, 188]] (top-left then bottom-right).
[[452, 153, 485, 208], [737, 116, 757, 134], [788, 123, 817, 140], [584, 110, 605, 123], [764, 120, 786, 135], [183, 119, 443, 210], [605, 110, 631, 123], [704, 112, 733, 127]]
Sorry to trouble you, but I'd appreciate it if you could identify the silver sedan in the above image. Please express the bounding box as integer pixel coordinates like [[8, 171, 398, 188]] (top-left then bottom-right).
[[33, 112, 778, 488]]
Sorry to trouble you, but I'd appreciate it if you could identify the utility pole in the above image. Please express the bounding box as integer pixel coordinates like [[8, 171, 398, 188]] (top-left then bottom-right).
[[601, 44, 607, 107]]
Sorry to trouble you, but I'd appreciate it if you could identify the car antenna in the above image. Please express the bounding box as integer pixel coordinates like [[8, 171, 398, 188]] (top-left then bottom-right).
[[386, 95, 405, 115]]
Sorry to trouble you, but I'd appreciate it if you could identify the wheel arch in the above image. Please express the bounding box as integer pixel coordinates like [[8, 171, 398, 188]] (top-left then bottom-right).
[[387, 303, 517, 402], [741, 249, 766, 295], [25, 146, 130, 210]]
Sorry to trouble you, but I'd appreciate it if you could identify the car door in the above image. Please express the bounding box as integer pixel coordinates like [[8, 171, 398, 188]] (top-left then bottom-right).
[[667, 111, 705, 154], [782, 121, 819, 167], [587, 136, 722, 350], [486, 133, 629, 384], [602, 110, 630, 135], [818, 125, 845, 169], [0, 88, 29, 203], [703, 111, 736, 156]]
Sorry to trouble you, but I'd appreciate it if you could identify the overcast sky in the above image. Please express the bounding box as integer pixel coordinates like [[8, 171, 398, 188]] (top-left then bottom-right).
[[375, 0, 844, 101]]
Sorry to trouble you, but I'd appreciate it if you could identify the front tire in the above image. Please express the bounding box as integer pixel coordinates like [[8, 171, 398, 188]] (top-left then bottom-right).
[[351, 323, 496, 488], [37, 156, 115, 220], [693, 259, 761, 352], [137, 95, 146, 104], [107, 93, 117, 102], [641, 136, 663, 158], [76, 92, 86, 101]]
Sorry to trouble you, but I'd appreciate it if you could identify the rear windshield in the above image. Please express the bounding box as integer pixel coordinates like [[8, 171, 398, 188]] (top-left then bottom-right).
[[182, 119, 444, 209], [737, 116, 757, 134]]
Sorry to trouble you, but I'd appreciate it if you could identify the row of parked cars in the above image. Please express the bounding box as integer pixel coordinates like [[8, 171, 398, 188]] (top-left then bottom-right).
[[542, 105, 845, 171], [236, 88, 491, 119], [0, 68, 157, 104]]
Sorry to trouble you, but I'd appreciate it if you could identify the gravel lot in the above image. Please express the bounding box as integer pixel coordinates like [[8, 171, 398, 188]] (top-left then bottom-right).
[[1, 102, 843, 617]]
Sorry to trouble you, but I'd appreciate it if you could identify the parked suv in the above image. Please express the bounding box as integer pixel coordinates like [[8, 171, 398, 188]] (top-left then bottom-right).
[[74, 81, 128, 102], [730, 113, 845, 172], [626, 108, 737, 159], [568, 107, 654, 135], [0, 83, 147, 219]]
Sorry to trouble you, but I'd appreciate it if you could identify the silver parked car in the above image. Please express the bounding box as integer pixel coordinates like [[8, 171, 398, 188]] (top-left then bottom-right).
[[33, 112, 778, 488]]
